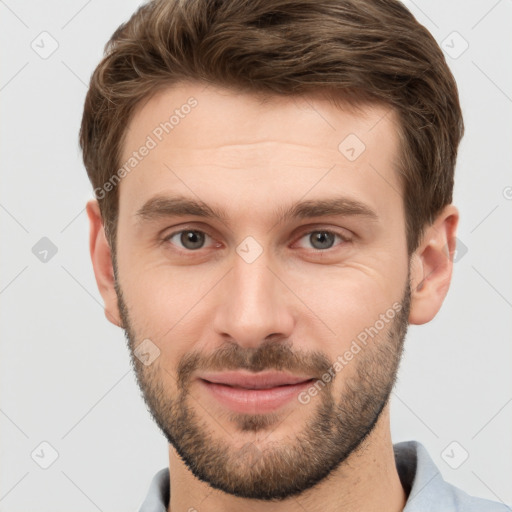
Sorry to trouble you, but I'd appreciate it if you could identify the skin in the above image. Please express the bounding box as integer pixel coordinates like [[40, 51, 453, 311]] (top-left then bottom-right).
[[87, 82, 458, 512]]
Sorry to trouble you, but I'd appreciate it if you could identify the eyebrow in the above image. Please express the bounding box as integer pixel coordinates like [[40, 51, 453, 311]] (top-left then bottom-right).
[[134, 194, 379, 228]]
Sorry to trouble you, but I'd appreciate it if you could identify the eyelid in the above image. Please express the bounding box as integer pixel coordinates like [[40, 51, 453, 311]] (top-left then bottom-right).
[[293, 221, 353, 239], [292, 227, 352, 250], [161, 224, 353, 252], [162, 226, 218, 249]]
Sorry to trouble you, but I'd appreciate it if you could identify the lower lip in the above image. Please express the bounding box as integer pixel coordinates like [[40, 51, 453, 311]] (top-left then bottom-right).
[[198, 379, 314, 414]]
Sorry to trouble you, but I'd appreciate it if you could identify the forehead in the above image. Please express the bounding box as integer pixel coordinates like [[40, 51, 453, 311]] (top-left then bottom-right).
[[123, 82, 397, 156], [118, 82, 402, 225]]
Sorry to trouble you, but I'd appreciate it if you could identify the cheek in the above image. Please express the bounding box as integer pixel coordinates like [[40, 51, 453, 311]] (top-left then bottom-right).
[[289, 263, 402, 336], [119, 262, 221, 361], [118, 240, 210, 316], [282, 266, 406, 381], [117, 225, 407, 365]]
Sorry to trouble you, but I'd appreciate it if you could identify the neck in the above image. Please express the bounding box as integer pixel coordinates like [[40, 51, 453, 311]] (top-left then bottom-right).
[[167, 404, 406, 512]]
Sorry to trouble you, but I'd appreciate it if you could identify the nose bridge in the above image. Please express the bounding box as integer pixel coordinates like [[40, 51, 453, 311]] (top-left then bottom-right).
[[233, 255, 272, 304], [213, 250, 294, 347]]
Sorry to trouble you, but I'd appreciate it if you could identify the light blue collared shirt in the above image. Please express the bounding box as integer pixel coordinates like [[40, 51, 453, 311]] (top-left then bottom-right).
[[137, 440, 511, 511]]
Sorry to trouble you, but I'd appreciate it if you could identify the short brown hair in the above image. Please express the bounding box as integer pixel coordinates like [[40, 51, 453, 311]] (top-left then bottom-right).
[[80, 0, 463, 257]]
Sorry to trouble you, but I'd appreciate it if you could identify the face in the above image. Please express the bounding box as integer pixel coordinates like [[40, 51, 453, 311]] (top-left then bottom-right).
[[113, 83, 412, 500]]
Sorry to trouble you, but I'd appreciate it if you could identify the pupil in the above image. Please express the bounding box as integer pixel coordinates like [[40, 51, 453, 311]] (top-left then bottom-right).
[[181, 231, 204, 250], [311, 232, 334, 250]]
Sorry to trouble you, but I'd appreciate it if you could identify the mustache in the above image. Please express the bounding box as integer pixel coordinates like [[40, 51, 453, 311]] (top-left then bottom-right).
[[176, 340, 333, 391]]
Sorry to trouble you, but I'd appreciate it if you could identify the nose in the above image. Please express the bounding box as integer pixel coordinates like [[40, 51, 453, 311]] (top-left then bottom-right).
[[212, 253, 295, 349]]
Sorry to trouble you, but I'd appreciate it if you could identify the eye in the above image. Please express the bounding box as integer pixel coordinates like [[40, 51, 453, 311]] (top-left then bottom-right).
[[162, 227, 349, 254], [295, 230, 349, 250], [164, 229, 212, 251]]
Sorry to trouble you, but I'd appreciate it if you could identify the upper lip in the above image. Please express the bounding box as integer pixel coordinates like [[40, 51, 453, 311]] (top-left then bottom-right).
[[198, 370, 314, 389]]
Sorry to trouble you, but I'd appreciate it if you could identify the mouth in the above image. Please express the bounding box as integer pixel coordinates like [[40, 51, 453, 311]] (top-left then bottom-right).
[[197, 371, 316, 414]]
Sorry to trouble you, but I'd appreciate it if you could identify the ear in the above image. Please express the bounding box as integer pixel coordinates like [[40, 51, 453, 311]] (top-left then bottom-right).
[[86, 199, 123, 328], [408, 204, 459, 325]]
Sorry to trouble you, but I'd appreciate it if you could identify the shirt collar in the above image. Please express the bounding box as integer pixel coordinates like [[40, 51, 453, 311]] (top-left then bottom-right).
[[137, 440, 509, 512]]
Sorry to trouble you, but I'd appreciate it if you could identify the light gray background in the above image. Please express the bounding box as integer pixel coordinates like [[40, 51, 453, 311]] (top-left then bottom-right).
[[1, 1, 511, 511]]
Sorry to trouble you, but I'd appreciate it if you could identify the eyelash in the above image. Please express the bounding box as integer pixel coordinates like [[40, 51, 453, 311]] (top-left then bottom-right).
[[161, 227, 352, 254]]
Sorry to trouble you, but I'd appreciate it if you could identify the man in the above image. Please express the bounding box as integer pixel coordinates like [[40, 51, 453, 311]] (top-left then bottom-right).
[[80, 0, 510, 511]]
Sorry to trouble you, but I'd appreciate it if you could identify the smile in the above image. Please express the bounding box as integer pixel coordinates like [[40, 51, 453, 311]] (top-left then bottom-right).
[[197, 371, 315, 414]]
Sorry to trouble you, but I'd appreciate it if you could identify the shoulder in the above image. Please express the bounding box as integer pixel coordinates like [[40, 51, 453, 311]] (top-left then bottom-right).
[[394, 440, 511, 512], [137, 467, 170, 512]]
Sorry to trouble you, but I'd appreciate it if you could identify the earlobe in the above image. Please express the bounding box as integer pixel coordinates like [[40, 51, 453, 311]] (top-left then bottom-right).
[[408, 205, 459, 325], [86, 199, 123, 328]]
